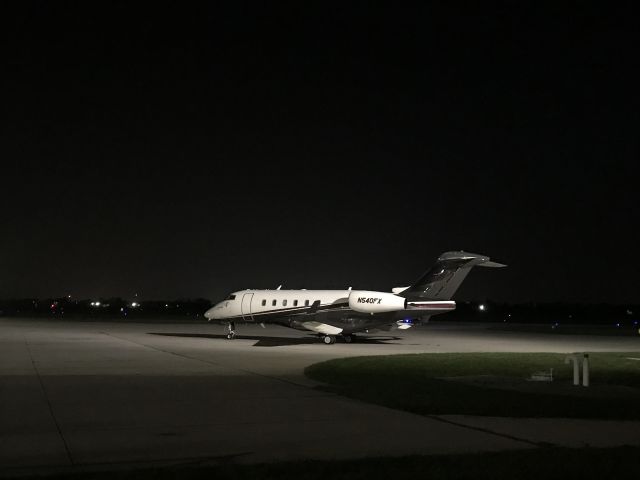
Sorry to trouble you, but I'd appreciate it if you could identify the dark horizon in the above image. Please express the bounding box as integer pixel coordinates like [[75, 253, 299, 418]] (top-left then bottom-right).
[[2, 3, 638, 304]]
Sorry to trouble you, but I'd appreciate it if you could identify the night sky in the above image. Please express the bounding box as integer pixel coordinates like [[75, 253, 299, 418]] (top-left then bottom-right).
[[2, 2, 638, 304]]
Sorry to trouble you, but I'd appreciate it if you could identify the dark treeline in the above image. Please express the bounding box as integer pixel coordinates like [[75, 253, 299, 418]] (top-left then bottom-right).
[[448, 301, 639, 326], [0, 298, 638, 326], [0, 297, 212, 319]]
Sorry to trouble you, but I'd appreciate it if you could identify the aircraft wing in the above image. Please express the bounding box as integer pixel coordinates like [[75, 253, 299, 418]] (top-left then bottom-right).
[[299, 321, 344, 335]]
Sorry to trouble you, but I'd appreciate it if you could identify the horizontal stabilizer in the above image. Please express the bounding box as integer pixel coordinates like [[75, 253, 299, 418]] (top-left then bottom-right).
[[478, 260, 507, 268]]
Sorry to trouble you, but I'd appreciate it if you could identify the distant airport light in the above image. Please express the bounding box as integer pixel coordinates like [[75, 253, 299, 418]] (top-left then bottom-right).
[[478, 304, 486, 311], [91, 301, 101, 307], [131, 302, 139, 307]]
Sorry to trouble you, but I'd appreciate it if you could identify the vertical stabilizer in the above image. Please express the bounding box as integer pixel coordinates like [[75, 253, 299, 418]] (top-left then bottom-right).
[[400, 251, 505, 300]]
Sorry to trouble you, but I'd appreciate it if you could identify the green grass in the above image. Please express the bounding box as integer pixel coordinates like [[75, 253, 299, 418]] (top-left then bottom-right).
[[23, 447, 640, 480], [304, 352, 640, 419]]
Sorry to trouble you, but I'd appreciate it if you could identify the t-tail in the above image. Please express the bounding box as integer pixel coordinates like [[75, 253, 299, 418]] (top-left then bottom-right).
[[397, 251, 506, 301]]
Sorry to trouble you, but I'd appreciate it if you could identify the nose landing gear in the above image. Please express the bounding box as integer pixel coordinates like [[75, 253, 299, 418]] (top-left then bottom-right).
[[226, 321, 237, 340]]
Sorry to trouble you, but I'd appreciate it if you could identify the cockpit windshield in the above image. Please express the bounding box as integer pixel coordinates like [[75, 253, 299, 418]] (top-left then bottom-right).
[[226, 294, 236, 300]]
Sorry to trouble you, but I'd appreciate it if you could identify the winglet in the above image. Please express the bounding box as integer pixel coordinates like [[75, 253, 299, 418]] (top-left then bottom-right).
[[308, 300, 321, 313]]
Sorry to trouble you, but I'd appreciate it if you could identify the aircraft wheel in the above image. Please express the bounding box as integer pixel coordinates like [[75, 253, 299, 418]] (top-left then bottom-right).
[[343, 334, 354, 344], [226, 321, 236, 340], [323, 335, 335, 345]]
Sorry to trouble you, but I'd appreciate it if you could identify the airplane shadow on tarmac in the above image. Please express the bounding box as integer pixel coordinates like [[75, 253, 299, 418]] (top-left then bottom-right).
[[147, 332, 403, 347]]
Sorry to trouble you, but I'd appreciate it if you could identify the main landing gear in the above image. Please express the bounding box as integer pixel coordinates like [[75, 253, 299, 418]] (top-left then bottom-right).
[[320, 334, 356, 345], [322, 335, 336, 345], [226, 321, 236, 340], [343, 333, 356, 344]]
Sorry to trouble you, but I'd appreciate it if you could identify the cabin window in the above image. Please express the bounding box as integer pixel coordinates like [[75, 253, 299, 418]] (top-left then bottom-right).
[[272, 299, 276, 306], [261, 299, 266, 306], [283, 299, 288, 306], [305, 300, 309, 306], [293, 300, 298, 306]]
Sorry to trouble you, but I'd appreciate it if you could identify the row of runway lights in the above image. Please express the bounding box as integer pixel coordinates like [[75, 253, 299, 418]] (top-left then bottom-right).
[[477, 304, 639, 331], [478, 304, 639, 331]]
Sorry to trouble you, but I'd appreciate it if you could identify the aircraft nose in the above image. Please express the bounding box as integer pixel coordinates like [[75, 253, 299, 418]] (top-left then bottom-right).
[[204, 307, 217, 321], [204, 303, 225, 321]]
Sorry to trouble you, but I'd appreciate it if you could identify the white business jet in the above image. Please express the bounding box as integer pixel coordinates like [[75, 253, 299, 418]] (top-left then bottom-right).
[[204, 251, 505, 344]]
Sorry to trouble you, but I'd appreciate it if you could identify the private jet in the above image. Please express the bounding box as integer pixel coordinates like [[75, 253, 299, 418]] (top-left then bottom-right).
[[204, 251, 505, 344]]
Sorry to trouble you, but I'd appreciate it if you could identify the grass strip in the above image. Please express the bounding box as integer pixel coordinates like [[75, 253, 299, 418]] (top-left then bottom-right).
[[305, 352, 640, 419]]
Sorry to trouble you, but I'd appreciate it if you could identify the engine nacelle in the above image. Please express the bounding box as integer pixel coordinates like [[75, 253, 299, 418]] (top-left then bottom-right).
[[349, 290, 407, 314]]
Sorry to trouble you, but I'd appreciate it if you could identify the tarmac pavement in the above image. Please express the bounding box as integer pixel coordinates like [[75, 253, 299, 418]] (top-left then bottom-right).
[[1, 318, 639, 476]]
